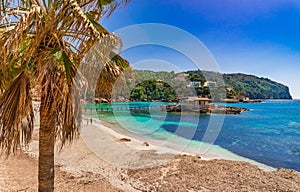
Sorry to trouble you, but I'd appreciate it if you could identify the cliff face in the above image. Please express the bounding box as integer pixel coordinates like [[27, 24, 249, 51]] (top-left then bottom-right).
[[223, 73, 292, 99]]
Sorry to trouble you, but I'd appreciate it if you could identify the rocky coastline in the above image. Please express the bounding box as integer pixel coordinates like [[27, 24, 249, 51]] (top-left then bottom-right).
[[164, 103, 249, 114]]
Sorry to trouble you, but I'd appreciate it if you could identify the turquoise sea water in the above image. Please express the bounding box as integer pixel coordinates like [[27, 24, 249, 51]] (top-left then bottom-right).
[[88, 100, 300, 171]]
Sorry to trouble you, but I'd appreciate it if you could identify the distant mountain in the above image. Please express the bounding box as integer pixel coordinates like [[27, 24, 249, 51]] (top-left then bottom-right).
[[132, 70, 292, 100]]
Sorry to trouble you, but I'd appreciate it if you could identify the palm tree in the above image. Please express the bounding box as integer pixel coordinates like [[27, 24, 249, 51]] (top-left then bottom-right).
[[0, 0, 130, 191]]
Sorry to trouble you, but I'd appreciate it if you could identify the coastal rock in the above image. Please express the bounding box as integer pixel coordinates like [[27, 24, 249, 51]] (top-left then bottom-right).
[[118, 138, 131, 142], [210, 105, 249, 114], [164, 104, 181, 112], [164, 104, 249, 114], [142, 142, 150, 147]]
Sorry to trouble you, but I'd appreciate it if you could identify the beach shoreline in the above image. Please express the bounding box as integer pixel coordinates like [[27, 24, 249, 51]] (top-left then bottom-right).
[[0, 110, 299, 191], [85, 116, 277, 172]]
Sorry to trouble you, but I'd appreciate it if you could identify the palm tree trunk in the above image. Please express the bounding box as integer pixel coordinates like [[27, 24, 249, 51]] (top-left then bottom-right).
[[38, 93, 56, 192]]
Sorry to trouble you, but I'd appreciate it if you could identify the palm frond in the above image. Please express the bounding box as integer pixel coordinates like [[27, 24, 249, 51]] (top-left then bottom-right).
[[36, 53, 81, 149], [0, 71, 34, 155], [56, 79, 81, 149], [101, 0, 131, 18], [2, 4, 42, 62], [95, 52, 130, 99], [51, 49, 77, 86]]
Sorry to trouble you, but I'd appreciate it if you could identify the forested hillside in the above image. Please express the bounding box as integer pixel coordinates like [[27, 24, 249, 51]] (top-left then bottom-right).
[[131, 70, 292, 100], [223, 73, 292, 99]]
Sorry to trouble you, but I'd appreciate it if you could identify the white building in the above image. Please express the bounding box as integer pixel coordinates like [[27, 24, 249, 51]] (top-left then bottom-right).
[[204, 81, 217, 87]]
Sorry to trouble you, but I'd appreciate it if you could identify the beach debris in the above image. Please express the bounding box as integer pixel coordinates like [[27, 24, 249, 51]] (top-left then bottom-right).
[[119, 138, 131, 142], [142, 142, 150, 147]]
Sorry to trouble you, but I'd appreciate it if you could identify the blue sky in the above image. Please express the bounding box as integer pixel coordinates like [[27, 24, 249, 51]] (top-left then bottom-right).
[[102, 0, 300, 98]]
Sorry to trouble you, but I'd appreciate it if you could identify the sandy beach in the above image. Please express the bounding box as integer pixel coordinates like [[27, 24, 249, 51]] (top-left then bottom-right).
[[86, 118, 277, 171], [0, 114, 299, 191]]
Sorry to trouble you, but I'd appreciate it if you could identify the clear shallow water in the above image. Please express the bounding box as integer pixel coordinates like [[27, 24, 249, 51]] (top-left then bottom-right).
[[88, 100, 300, 171]]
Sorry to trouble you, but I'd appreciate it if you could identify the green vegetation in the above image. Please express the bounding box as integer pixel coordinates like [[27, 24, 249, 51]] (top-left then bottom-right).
[[129, 70, 292, 100], [223, 73, 292, 99], [130, 80, 178, 101], [130, 70, 195, 101]]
